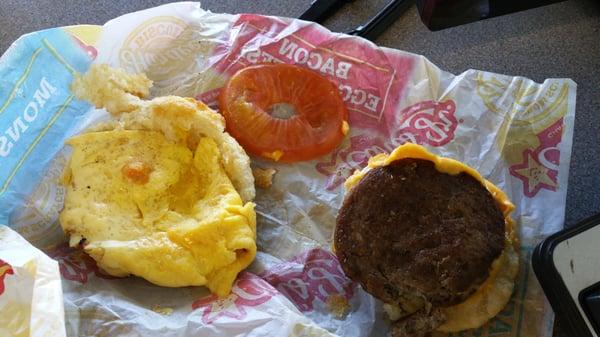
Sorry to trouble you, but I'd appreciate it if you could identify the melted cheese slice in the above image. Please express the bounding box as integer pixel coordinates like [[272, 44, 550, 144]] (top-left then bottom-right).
[[60, 130, 256, 297], [345, 143, 519, 331]]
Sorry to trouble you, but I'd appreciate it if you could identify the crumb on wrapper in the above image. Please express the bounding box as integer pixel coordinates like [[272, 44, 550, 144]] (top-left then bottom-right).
[[152, 304, 173, 315], [253, 167, 277, 189], [326, 294, 350, 318]]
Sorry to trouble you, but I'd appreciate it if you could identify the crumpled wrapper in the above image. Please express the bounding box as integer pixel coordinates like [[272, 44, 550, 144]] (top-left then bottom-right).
[[0, 2, 576, 336], [0, 226, 66, 337]]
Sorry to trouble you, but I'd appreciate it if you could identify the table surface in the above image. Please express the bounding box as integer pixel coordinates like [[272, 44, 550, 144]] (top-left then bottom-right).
[[1, 1, 598, 336]]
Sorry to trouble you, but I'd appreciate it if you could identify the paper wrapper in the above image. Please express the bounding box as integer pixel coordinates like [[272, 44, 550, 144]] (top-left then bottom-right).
[[0, 226, 66, 337], [0, 2, 576, 336]]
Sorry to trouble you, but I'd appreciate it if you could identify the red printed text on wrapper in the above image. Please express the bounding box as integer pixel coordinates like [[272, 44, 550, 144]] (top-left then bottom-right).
[[202, 14, 414, 130], [46, 243, 117, 283], [316, 100, 458, 190], [192, 272, 278, 324], [510, 119, 563, 197], [0, 259, 14, 296], [260, 249, 356, 313], [193, 15, 472, 192]]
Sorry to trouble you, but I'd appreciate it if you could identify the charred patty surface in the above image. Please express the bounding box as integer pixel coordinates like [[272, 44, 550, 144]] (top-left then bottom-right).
[[335, 159, 505, 306]]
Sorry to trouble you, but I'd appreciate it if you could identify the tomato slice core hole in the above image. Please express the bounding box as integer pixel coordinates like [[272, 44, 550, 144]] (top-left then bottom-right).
[[268, 103, 297, 120]]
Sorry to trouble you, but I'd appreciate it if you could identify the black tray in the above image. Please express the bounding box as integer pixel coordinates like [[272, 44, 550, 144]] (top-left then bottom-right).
[[532, 213, 600, 337]]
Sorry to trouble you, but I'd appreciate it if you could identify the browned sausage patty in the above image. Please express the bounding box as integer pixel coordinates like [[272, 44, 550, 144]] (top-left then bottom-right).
[[335, 158, 505, 307]]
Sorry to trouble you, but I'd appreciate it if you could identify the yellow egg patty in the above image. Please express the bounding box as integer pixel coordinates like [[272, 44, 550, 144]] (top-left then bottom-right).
[[60, 130, 256, 297]]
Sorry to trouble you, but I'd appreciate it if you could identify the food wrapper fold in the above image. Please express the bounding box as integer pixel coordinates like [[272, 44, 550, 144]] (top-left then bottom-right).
[[0, 226, 66, 337]]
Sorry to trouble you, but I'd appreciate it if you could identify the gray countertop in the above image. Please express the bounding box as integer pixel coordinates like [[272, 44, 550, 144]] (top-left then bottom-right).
[[0, 1, 598, 336]]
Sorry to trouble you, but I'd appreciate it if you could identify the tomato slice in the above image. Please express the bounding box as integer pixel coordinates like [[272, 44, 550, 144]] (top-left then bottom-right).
[[219, 64, 349, 163]]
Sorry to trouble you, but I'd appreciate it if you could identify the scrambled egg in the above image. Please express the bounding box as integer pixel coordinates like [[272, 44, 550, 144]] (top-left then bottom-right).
[[60, 65, 256, 297]]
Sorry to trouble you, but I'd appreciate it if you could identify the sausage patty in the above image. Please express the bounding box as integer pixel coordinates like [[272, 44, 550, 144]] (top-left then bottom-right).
[[335, 158, 505, 307]]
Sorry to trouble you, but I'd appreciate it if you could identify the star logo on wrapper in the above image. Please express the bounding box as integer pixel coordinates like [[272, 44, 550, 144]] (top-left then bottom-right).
[[0, 259, 14, 296], [316, 100, 458, 190], [260, 249, 356, 313], [509, 118, 562, 197], [191, 272, 278, 324], [510, 150, 558, 198], [45, 243, 117, 283]]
